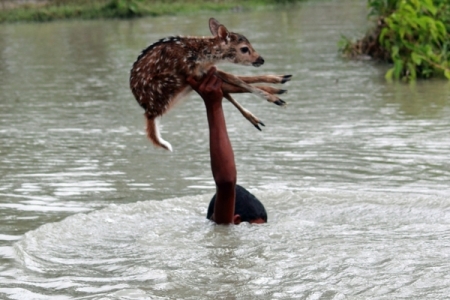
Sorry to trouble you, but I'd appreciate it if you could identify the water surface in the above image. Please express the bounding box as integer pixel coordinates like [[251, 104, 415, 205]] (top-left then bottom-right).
[[1, 0, 450, 299]]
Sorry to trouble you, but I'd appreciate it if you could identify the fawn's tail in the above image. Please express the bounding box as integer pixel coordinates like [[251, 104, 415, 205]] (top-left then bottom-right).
[[146, 117, 173, 152]]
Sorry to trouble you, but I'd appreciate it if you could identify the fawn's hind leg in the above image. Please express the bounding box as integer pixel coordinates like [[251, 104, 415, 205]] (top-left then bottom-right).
[[216, 70, 287, 106], [223, 93, 265, 131]]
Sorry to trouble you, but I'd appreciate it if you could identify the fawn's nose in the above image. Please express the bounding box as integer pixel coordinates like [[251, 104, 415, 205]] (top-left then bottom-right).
[[253, 56, 265, 67]]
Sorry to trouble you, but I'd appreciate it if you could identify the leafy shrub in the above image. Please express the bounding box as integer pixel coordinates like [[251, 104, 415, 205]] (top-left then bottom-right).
[[102, 0, 144, 18], [341, 0, 450, 81]]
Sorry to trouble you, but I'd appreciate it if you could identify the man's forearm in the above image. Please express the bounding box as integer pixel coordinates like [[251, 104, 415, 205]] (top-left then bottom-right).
[[206, 102, 237, 186], [205, 102, 237, 224]]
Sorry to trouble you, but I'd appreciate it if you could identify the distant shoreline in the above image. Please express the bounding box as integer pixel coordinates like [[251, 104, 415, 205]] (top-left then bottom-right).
[[0, 0, 299, 23]]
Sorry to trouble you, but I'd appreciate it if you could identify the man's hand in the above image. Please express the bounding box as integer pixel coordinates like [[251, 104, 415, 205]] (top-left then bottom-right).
[[187, 67, 223, 106]]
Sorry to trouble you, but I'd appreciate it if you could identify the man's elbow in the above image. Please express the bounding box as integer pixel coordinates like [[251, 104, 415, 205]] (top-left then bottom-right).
[[214, 176, 237, 190]]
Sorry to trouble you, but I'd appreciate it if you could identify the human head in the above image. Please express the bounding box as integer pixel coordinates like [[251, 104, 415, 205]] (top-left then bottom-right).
[[207, 185, 267, 224]]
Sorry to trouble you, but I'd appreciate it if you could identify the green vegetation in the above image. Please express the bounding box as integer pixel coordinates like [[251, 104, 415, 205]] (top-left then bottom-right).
[[340, 0, 450, 81], [0, 0, 300, 23]]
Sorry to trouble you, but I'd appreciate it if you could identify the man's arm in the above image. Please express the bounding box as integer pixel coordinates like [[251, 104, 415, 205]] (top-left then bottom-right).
[[187, 67, 237, 224]]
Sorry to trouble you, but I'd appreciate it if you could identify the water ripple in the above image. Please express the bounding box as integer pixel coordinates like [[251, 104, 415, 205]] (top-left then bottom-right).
[[3, 191, 448, 298]]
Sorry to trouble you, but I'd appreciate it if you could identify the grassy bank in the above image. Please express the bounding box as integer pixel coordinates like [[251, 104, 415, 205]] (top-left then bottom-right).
[[0, 0, 300, 23]]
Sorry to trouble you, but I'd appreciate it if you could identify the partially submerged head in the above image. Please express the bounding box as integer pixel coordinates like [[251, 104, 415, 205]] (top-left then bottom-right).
[[207, 185, 268, 225], [208, 18, 265, 67]]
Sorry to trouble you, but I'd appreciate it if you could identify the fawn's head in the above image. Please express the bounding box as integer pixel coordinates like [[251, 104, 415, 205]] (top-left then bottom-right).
[[209, 18, 265, 67]]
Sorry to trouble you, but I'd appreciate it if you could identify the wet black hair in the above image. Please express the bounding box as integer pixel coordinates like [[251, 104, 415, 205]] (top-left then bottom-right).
[[207, 185, 267, 223]]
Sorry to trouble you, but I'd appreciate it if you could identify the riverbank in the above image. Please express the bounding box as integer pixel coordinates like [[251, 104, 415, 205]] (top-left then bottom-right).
[[0, 0, 299, 23]]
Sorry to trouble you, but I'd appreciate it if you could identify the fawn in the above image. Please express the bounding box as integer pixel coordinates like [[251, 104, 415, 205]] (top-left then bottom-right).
[[130, 18, 292, 151]]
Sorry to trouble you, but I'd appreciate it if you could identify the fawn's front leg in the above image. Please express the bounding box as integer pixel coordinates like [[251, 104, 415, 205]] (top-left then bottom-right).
[[222, 82, 287, 95], [216, 70, 288, 106], [228, 74, 292, 95], [237, 74, 292, 85], [222, 82, 288, 95]]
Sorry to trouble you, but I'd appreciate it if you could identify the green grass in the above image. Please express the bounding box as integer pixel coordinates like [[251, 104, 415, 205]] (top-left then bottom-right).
[[0, 0, 300, 23]]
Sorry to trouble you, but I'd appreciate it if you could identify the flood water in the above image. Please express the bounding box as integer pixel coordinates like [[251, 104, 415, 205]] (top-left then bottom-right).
[[1, 0, 450, 299]]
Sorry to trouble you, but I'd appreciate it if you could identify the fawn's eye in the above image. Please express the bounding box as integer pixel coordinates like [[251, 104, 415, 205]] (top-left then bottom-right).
[[240, 47, 249, 54]]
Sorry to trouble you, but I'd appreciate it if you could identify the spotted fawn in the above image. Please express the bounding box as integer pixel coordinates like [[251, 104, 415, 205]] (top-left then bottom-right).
[[130, 18, 292, 151]]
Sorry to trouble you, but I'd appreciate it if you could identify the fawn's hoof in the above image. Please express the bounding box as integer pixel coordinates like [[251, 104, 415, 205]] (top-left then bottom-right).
[[253, 122, 266, 131], [274, 99, 286, 106], [254, 121, 266, 131], [281, 75, 292, 84], [278, 89, 287, 95]]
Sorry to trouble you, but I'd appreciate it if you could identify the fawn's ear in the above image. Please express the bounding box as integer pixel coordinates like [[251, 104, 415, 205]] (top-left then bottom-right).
[[217, 25, 230, 43], [209, 18, 221, 36]]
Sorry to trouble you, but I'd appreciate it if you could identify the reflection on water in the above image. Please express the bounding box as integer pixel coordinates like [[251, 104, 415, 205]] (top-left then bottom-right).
[[1, 0, 450, 298], [382, 80, 450, 117]]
